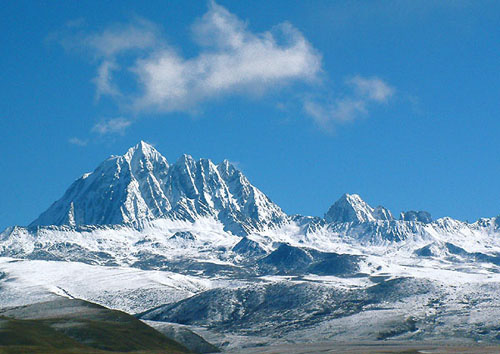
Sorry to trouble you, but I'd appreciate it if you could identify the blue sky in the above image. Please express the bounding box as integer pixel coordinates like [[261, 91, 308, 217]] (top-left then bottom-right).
[[1, 0, 500, 230]]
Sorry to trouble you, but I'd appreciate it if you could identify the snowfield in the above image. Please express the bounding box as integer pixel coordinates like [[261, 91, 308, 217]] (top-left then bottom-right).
[[0, 257, 217, 313], [2, 142, 500, 348]]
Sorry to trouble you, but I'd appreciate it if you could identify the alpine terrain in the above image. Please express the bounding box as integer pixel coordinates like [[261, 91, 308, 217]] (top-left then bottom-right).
[[2, 141, 500, 351]]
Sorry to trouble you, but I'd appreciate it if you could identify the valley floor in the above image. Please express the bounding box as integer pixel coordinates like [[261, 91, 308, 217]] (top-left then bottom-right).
[[3, 256, 500, 351], [224, 342, 500, 354]]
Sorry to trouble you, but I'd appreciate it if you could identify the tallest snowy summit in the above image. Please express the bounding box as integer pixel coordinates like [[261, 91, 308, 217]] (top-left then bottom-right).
[[30, 141, 286, 235]]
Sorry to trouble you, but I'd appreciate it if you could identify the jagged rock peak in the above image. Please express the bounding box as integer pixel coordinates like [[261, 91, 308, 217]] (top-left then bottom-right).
[[325, 194, 375, 223], [122, 141, 170, 174], [30, 141, 171, 228], [325, 194, 393, 223], [176, 153, 196, 165], [124, 140, 161, 158], [121, 140, 167, 162], [399, 210, 433, 224], [217, 159, 235, 174], [373, 205, 394, 221], [29, 142, 286, 235]]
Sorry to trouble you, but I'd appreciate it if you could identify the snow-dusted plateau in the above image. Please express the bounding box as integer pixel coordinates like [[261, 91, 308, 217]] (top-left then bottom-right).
[[2, 141, 500, 350]]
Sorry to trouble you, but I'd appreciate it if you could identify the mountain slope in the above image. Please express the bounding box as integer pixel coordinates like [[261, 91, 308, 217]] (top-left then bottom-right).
[[30, 141, 286, 235], [0, 298, 191, 353], [30, 141, 171, 228], [325, 193, 381, 223], [5, 143, 500, 349]]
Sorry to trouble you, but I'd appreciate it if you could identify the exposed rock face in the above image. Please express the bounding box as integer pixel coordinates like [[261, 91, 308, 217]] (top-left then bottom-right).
[[400, 210, 433, 224], [324, 193, 397, 224], [325, 194, 378, 223], [30, 141, 286, 235], [3, 144, 500, 347]]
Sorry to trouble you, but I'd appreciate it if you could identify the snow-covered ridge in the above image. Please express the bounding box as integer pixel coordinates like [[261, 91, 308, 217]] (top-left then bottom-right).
[[29, 141, 286, 235], [10, 141, 500, 253], [4, 142, 500, 347]]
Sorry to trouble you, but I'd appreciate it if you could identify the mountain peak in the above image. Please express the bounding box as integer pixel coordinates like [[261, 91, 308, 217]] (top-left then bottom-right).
[[399, 210, 432, 224], [124, 141, 161, 161], [325, 194, 377, 223], [342, 193, 363, 204], [217, 159, 235, 173], [324, 194, 395, 223], [29, 143, 286, 234], [373, 205, 394, 221], [176, 153, 196, 165], [30, 142, 171, 228]]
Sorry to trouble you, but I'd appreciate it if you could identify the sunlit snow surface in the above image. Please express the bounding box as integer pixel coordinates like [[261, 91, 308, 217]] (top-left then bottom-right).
[[4, 143, 500, 347], [2, 215, 500, 346]]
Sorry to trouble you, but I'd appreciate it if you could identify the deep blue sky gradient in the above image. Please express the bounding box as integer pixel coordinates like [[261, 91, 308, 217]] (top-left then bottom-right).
[[1, 1, 500, 229]]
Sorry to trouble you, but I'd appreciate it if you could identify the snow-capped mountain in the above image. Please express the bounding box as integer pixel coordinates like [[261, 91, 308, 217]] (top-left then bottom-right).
[[3, 142, 500, 348], [321, 193, 454, 243], [325, 193, 392, 223], [30, 141, 170, 228], [325, 193, 430, 224], [7, 150, 500, 265], [30, 141, 286, 235]]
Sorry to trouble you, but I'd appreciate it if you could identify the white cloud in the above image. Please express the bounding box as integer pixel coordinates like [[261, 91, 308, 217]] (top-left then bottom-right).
[[348, 75, 395, 102], [78, 2, 321, 113], [93, 61, 120, 99], [84, 18, 161, 58], [65, 2, 396, 133], [68, 137, 88, 146], [304, 76, 394, 129], [132, 3, 321, 112], [304, 98, 366, 127], [92, 117, 132, 135]]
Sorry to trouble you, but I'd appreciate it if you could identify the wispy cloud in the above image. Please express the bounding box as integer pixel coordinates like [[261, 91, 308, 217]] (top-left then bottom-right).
[[61, 1, 395, 134], [93, 61, 120, 99], [69, 2, 321, 113], [92, 117, 132, 135], [139, 4, 319, 112], [348, 75, 394, 103], [84, 18, 161, 59], [304, 76, 395, 130], [68, 137, 88, 146]]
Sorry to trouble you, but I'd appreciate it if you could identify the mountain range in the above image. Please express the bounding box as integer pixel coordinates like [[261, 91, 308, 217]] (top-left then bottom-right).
[[2, 141, 500, 350], [27, 141, 471, 242], [30, 141, 286, 235]]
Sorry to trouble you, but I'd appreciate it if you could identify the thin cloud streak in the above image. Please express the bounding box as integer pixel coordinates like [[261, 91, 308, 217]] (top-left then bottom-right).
[[348, 75, 395, 103], [84, 18, 162, 59], [93, 61, 120, 99], [92, 117, 132, 135], [68, 137, 88, 146], [304, 76, 395, 130]]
